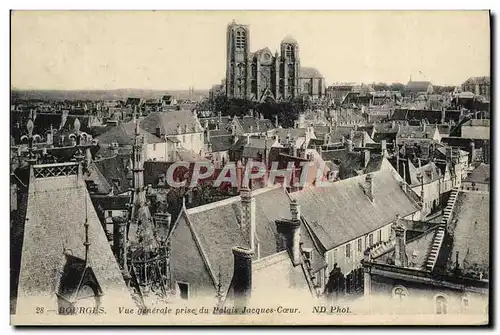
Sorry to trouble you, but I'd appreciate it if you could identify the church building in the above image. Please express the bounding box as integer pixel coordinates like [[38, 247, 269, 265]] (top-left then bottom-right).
[[225, 20, 326, 102]]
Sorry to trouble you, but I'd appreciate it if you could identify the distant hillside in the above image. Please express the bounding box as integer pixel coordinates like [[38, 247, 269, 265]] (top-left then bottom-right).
[[11, 88, 209, 101]]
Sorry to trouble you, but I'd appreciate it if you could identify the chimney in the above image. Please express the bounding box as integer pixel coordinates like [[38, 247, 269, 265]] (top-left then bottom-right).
[[274, 115, 279, 128], [176, 124, 181, 135], [363, 149, 371, 168], [381, 139, 387, 157], [346, 139, 354, 152], [218, 111, 222, 122], [113, 218, 128, 271], [441, 108, 446, 124], [422, 121, 426, 132], [365, 173, 374, 202], [240, 187, 256, 251], [155, 127, 161, 137], [231, 247, 254, 309], [470, 141, 476, 162], [184, 124, 188, 133], [276, 217, 302, 266], [290, 199, 300, 220], [393, 215, 408, 267]]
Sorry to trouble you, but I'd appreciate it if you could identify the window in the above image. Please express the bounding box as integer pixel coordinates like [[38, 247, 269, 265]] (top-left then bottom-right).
[[235, 30, 246, 50], [286, 45, 294, 59], [178, 282, 189, 300], [345, 244, 351, 258], [435, 295, 448, 315], [377, 230, 382, 242], [462, 297, 469, 312], [357, 239, 362, 252], [153, 143, 156, 151], [392, 286, 408, 301], [368, 234, 373, 246], [107, 210, 113, 218]]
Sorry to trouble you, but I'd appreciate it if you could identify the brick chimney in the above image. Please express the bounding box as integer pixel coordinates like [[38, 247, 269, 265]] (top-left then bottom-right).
[[440, 107, 446, 124], [276, 217, 302, 266], [393, 215, 408, 267], [381, 139, 388, 157], [365, 173, 374, 202], [232, 246, 253, 309], [240, 187, 256, 251]]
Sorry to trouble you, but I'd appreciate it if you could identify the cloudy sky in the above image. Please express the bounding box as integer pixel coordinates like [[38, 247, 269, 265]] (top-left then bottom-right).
[[11, 10, 490, 90]]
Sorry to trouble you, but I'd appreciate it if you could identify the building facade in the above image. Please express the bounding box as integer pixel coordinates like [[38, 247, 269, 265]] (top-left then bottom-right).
[[225, 20, 325, 102]]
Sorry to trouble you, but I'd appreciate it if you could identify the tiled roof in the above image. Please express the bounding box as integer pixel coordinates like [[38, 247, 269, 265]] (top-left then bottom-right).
[[141, 111, 203, 136], [17, 166, 133, 312], [290, 166, 421, 250]]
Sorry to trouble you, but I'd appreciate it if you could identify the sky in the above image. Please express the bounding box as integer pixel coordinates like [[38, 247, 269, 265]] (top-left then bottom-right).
[[11, 10, 490, 90]]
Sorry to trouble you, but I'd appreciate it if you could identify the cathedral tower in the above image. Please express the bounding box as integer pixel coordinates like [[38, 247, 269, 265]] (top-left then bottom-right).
[[226, 20, 250, 99], [280, 35, 300, 100]]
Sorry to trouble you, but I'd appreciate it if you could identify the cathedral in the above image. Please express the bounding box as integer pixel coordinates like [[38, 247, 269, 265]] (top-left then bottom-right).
[[225, 20, 326, 102]]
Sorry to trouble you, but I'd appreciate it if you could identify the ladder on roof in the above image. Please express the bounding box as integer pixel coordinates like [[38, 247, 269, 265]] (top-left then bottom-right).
[[425, 188, 459, 271]]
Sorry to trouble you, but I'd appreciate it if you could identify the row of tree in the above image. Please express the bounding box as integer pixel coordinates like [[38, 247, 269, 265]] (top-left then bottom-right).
[[198, 93, 312, 128]]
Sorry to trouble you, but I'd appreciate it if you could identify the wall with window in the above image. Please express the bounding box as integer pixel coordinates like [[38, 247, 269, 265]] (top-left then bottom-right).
[[168, 131, 205, 157], [145, 142, 170, 161], [324, 221, 394, 277], [322, 209, 421, 279], [369, 276, 488, 315]]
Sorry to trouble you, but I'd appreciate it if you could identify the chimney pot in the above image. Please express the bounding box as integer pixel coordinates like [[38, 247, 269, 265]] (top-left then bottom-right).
[[232, 246, 254, 309]]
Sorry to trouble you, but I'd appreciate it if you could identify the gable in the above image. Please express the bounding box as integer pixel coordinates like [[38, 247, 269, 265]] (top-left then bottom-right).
[[169, 212, 217, 297]]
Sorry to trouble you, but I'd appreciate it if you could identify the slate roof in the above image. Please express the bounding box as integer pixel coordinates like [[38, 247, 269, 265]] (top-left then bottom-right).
[[92, 154, 132, 194], [16, 163, 133, 312], [226, 251, 314, 305], [290, 166, 421, 251], [169, 186, 295, 294], [405, 81, 432, 92], [464, 163, 490, 184], [463, 119, 490, 127], [95, 121, 163, 145], [281, 35, 298, 44], [209, 135, 236, 153], [448, 191, 489, 277], [141, 111, 203, 136], [237, 116, 275, 134], [300, 67, 323, 78], [407, 160, 442, 186]]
